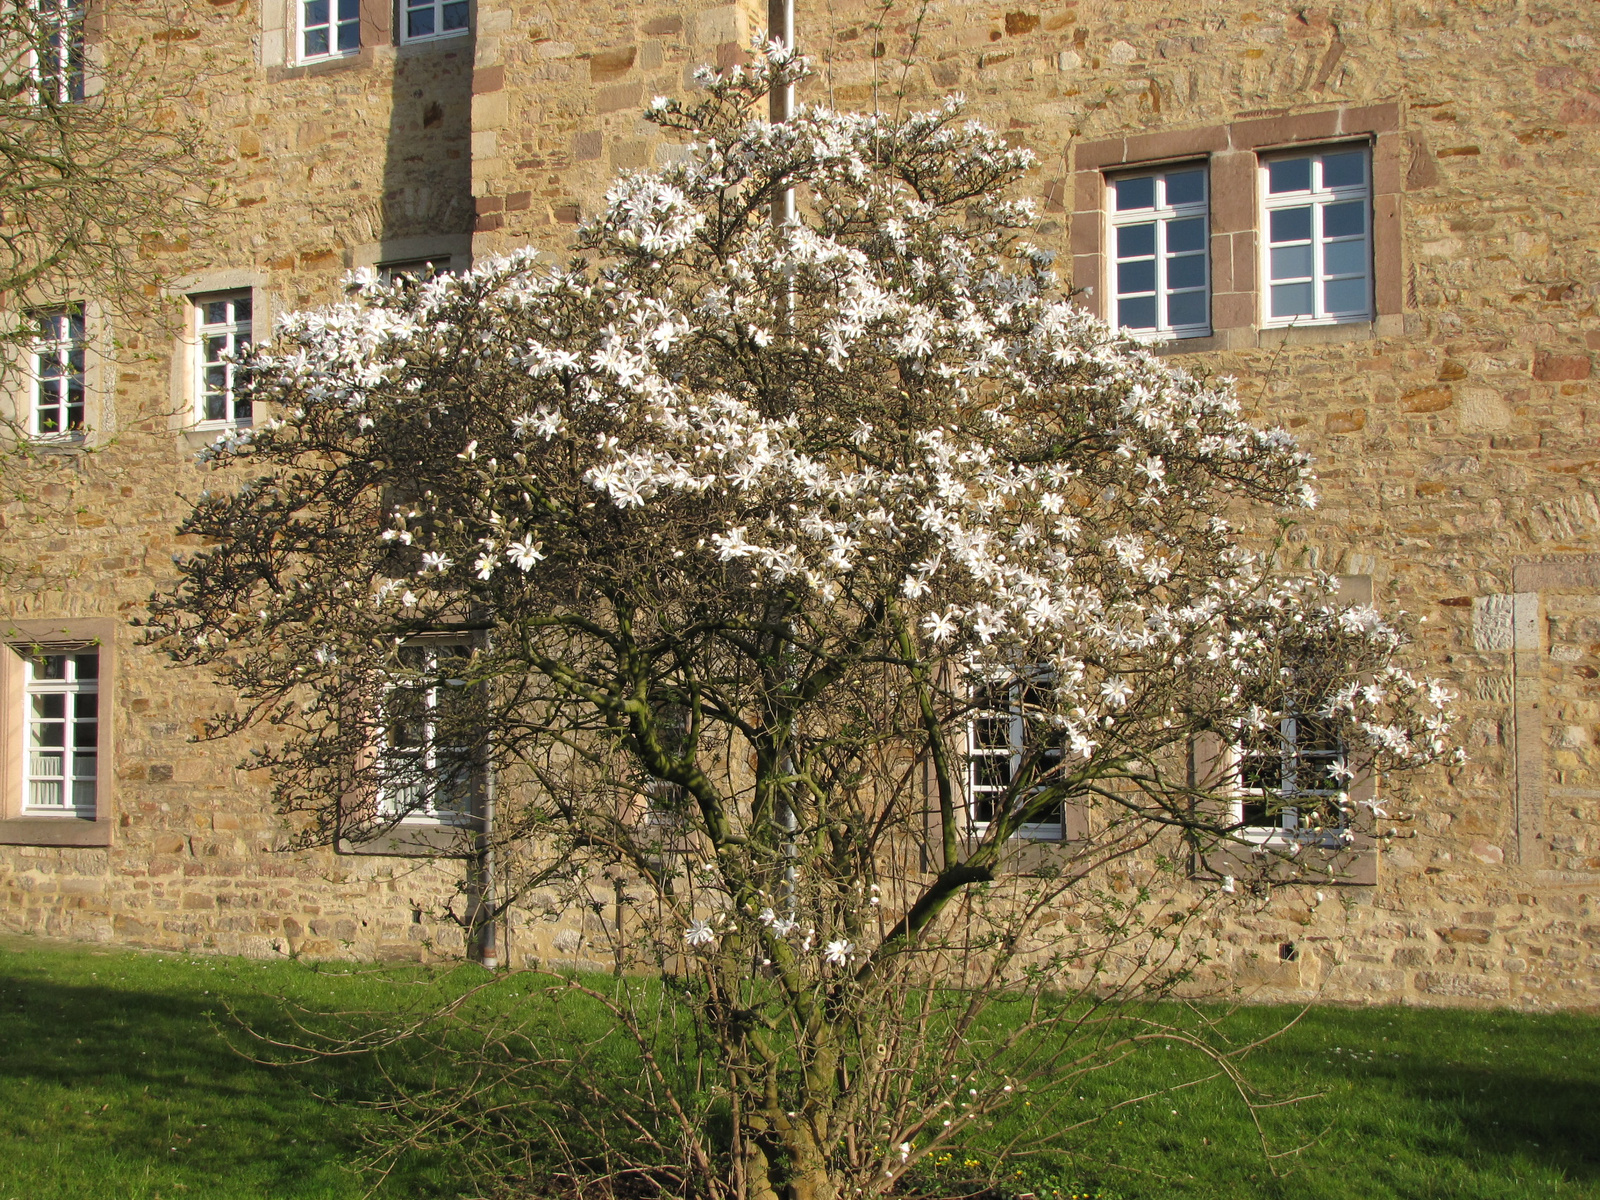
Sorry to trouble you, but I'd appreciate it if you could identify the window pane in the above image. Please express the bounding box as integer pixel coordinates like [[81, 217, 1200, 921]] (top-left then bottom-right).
[[975, 757, 1011, 790], [1240, 753, 1281, 793], [1166, 216, 1205, 254], [389, 718, 424, 748], [974, 716, 1011, 749], [73, 654, 97, 679], [1117, 294, 1157, 329], [1267, 157, 1312, 194], [1114, 176, 1156, 211], [74, 692, 97, 718], [1323, 239, 1367, 277], [408, 8, 435, 36], [1269, 206, 1312, 244], [304, 27, 329, 55], [1241, 796, 1286, 827], [34, 655, 66, 680], [1164, 169, 1204, 206], [1117, 259, 1156, 295], [1295, 754, 1340, 793], [1323, 200, 1365, 239], [305, 0, 327, 24], [1166, 253, 1205, 290], [1269, 244, 1313, 281], [1324, 277, 1368, 314], [336, 19, 359, 49], [442, 0, 468, 29], [1271, 282, 1314, 318], [337, 0, 358, 17], [1166, 290, 1207, 328], [1321, 152, 1365, 189], [1116, 222, 1155, 258], [204, 300, 228, 325]]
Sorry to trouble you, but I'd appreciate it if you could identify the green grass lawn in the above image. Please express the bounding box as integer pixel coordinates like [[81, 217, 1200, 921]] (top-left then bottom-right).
[[0, 935, 1595, 1199]]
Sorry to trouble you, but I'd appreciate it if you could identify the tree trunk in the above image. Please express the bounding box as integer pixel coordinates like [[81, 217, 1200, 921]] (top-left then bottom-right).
[[741, 1138, 783, 1200], [778, 1124, 838, 1200]]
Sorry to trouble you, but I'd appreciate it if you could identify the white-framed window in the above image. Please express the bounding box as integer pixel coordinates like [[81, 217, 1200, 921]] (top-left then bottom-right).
[[378, 640, 480, 824], [29, 0, 85, 103], [31, 305, 86, 437], [23, 649, 98, 816], [1108, 165, 1210, 339], [1260, 146, 1372, 326], [400, 0, 468, 43], [193, 292, 253, 426], [1233, 711, 1345, 840], [298, 0, 359, 60], [967, 677, 1065, 841]]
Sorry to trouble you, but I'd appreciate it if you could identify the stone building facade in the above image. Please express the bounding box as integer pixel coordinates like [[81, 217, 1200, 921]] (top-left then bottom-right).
[[2, 0, 1597, 1008]]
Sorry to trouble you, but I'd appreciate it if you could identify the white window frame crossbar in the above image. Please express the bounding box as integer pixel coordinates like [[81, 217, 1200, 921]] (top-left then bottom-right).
[[1107, 164, 1211, 340], [24, 648, 98, 816], [194, 291, 253, 426], [400, 0, 470, 44], [377, 640, 481, 825], [967, 676, 1065, 841], [1260, 145, 1373, 327], [31, 305, 86, 437]]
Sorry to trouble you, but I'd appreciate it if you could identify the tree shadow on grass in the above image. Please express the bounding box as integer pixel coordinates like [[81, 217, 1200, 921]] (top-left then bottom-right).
[[1349, 1055, 1600, 1183], [1230, 1007, 1600, 1199], [0, 970, 461, 1199]]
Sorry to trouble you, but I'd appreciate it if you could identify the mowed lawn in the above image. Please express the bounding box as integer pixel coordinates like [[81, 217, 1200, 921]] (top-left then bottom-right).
[[0, 935, 1596, 1200]]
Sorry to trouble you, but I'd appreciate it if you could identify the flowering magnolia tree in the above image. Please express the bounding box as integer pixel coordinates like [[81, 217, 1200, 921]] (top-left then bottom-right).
[[153, 49, 1456, 1200]]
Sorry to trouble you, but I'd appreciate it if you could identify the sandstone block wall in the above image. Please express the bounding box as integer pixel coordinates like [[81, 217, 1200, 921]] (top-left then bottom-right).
[[3, 0, 1597, 1008]]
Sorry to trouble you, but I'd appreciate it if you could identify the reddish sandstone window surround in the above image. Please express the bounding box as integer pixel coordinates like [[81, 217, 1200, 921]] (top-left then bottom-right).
[[1071, 106, 1403, 348], [0, 617, 115, 847]]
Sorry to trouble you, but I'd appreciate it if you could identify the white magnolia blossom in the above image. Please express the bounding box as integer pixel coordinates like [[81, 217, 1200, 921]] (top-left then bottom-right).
[[684, 919, 716, 948], [823, 938, 854, 966]]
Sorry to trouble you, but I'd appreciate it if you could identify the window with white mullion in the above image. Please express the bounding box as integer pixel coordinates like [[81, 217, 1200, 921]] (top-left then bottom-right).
[[24, 651, 98, 815], [1108, 166, 1210, 340], [1234, 710, 1345, 840], [299, 0, 359, 60], [195, 292, 253, 426], [967, 678, 1065, 841], [1261, 148, 1372, 326], [379, 642, 479, 824], [32, 306, 86, 437], [401, 0, 469, 43], [30, 0, 85, 103]]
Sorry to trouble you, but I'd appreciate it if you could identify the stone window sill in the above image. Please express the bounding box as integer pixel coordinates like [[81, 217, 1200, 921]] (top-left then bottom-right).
[[0, 817, 112, 846], [1153, 314, 1404, 355]]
